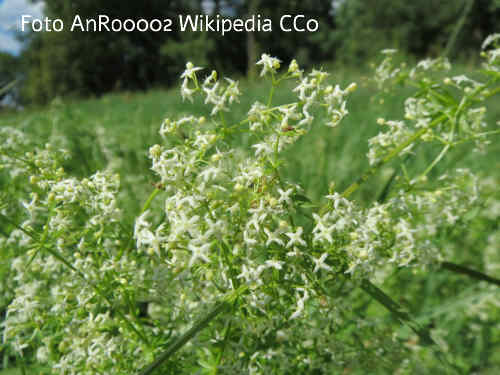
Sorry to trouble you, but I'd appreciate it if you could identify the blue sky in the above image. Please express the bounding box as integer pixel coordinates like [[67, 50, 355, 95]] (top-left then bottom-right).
[[0, 0, 44, 54]]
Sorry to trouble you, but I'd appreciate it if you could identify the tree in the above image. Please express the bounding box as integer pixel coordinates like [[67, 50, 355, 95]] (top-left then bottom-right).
[[0, 52, 20, 105], [332, 0, 500, 62], [22, 0, 202, 103]]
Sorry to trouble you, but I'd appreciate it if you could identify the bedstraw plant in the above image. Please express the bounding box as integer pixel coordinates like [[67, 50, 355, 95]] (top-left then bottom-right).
[[1, 34, 500, 374]]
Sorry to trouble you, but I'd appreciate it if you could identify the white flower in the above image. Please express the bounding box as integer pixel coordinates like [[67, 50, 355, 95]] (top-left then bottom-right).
[[290, 288, 309, 320], [264, 259, 283, 270], [243, 229, 257, 246], [180, 61, 203, 80], [188, 243, 211, 266], [170, 212, 199, 238], [312, 253, 332, 273], [203, 82, 220, 105], [286, 247, 301, 257], [381, 49, 397, 55], [482, 33, 500, 50], [277, 188, 293, 205], [252, 141, 273, 157], [181, 78, 196, 102], [256, 54, 281, 77], [134, 210, 150, 239], [224, 78, 241, 104], [264, 228, 285, 247], [293, 77, 315, 101], [236, 264, 254, 282], [248, 199, 269, 223], [285, 227, 306, 248], [198, 166, 220, 182]]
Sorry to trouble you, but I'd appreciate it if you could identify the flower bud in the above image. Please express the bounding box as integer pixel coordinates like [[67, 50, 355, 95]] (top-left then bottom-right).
[[149, 144, 162, 158], [346, 82, 357, 93], [288, 59, 299, 73], [279, 220, 289, 231]]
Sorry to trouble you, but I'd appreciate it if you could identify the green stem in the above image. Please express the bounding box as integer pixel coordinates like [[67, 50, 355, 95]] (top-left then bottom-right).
[[360, 279, 434, 345], [359, 279, 457, 372], [141, 188, 161, 213], [417, 144, 450, 181], [452, 129, 500, 146], [0, 212, 37, 239], [485, 86, 500, 98], [213, 318, 233, 374], [267, 77, 277, 107], [340, 114, 448, 201], [0, 225, 9, 238], [139, 286, 246, 375], [26, 218, 52, 269], [443, 0, 475, 58], [441, 261, 500, 286]]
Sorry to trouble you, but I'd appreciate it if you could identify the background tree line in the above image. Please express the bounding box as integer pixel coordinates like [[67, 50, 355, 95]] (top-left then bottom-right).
[[1, 0, 499, 105]]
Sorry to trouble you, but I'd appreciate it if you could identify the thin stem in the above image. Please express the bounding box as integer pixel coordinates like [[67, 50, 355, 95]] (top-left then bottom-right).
[[359, 279, 457, 373], [485, 86, 500, 98], [327, 114, 449, 210], [376, 170, 398, 203], [415, 144, 450, 182], [360, 279, 433, 345], [443, 0, 475, 57], [139, 286, 247, 375], [214, 317, 233, 374], [441, 261, 500, 286], [451, 129, 500, 146], [267, 76, 277, 107], [0, 225, 9, 238], [26, 218, 52, 269], [141, 188, 161, 213]]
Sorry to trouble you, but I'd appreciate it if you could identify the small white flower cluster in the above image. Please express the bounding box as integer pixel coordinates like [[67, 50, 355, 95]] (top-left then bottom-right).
[[180, 61, 241, 115], [481, 33, 500, 71], [0, 138, 161, 373], [367, 119, 414, 165], [374, 50, 402, 88], [368, 43, 499, 165], [292, 67, 356, 128], [256, 54, 281, 76], [0, 127, 31, 177], [409, 57, 451, 79], [309, 171, 479, 279]]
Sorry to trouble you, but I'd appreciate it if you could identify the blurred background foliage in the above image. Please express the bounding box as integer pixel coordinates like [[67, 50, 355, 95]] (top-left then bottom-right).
[[0, 0, 499, 105]]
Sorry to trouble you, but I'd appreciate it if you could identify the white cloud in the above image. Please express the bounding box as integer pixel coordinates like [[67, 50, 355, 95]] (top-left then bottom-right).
[[0, 0, 44, 31], [0, 31, 21, 53], [0, 0, 44, 53]]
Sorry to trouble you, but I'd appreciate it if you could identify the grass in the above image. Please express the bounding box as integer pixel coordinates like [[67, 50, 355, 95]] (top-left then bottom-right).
[[2, 63, 497, 206], [1, 62, 499, 373]]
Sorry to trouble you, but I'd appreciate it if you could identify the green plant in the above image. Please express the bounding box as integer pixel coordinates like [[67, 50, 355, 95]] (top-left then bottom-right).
[[1, 35, 499, 374]]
